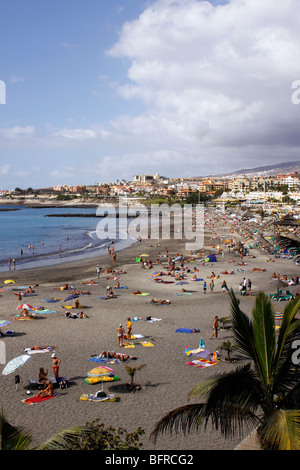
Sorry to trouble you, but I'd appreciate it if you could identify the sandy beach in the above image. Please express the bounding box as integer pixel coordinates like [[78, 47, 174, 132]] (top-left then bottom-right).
[[0, 210, 299, 451]]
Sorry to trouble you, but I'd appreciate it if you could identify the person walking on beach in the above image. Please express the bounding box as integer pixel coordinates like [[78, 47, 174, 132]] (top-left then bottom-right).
[[116, 324, 125, 347], [209, 279, 214, 294], [12, 259, 16, 270], [96, 265, 101, 279], [221, 280, 228, 293], [8, 258, 11, 270], [203, 281, 207, 294], [210, 316, 219, 340], [51, 354, 61, 381], [126, 317, 132, 340], [247, 278, 252, 295]]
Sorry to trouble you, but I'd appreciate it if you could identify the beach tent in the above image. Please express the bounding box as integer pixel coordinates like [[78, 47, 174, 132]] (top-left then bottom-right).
[[205, 254, 217, 262]]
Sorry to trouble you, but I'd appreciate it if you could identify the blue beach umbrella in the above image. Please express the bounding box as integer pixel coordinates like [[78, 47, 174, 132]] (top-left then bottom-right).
[[64, 294, 79, 302]]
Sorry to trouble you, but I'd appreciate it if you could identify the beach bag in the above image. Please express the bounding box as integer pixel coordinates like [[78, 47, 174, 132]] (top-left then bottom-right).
[[59, 380, 67, 389], [96, 390, 106, 398]]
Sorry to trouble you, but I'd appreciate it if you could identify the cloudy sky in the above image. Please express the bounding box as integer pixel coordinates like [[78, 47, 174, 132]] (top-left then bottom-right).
[[1, 0, 300, 190]]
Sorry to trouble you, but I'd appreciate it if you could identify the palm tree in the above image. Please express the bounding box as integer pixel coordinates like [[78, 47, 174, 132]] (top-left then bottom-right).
[[218, 340, 238, 362], [124, 364, 146, 391], [151, 290, 300, 450]]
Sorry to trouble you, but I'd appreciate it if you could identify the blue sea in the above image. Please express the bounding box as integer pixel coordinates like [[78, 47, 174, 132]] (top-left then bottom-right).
[[0, 205, 140, 272]]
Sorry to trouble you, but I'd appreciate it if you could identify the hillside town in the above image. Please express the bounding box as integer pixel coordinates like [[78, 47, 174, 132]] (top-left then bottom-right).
[[1, 170, 300, 213]]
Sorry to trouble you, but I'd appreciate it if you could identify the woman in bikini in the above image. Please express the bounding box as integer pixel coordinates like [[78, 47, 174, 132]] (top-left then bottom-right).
[[51, 354, 61, 381]]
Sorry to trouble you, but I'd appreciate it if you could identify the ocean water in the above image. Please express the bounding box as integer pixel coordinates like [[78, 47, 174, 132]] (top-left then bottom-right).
[[0, 205, 140, 272]]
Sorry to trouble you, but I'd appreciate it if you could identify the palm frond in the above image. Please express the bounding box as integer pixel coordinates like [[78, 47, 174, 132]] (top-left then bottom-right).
[[251, 292, 276, 389], [275, 297, 300, 364], [37, 426, 94, 450], [0, 407, 32, 450], [228, 289, 256, 360], [258, 409, 300, 450], [190, 364, 263, 436], [150, 403, 205, 443]]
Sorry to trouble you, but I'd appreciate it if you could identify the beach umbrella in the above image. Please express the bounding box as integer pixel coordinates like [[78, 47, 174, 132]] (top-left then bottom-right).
[[4, 280, 15, 284], [0, 320, 10, 328], [64, 294, 79, 302], [152, 271, 161, 277], [140, 254, 149, 257], [270, 279, 287, 295], [2, 354, 31, 375], [87, 366, 115, 377], [16, 303, 33, 310]]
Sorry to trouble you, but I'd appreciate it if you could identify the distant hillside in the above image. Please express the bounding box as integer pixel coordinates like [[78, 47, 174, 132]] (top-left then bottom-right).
[[205, 161, 300, 178]]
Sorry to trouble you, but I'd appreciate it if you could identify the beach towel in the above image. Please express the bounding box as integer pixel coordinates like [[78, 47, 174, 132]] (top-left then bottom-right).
[[88, 357, 116, 364], [140, 341, 154, 347], [80, 392, 118, 402], [84, 376, 119, 384], [24, 347, 55, 354], [186, 359, 218, 369], [31, 309, 56, 314], [124, 343, 135, 348], [97, 296, 117, 299], [115, 286, 128, 289], [43, 299, 61, 303], [131, 334, 144, 339], [172, 292, 192, 295], [146, 317, 162, 322], [131, 293, 149, 296], [22, 393, 60, 405]]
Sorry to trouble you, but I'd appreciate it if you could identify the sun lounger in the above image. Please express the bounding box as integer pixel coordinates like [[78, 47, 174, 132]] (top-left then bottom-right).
[[28, 376, 69, 389]]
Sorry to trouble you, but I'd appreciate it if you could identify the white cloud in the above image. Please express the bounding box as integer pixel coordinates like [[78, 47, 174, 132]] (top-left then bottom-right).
[[53, 128, 111, 141], [10, 76, 24, 83], [105, 0, 300, 169], [0, 126, 35, 140], [0, 164, 10, 175]]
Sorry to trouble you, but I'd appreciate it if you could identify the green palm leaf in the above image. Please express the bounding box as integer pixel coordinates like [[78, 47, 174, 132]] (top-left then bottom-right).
[[37, 426, 94, 450], [150, 403, 206, 442], [275, 297, 300, 364], [189, 364, 263, 437], [0, 408, 32, 450], [228, 289, 256, 360], [258, 409, 300, 450], [251, 292, 276, 390]]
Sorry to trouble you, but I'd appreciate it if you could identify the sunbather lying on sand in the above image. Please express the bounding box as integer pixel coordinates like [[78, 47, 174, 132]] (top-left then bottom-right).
[[149, 299, 171, 304], [99, 350, 137, 362], [54, 284, 70, 291]]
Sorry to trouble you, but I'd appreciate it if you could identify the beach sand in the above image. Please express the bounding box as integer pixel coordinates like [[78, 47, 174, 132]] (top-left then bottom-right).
[[0, 213, 299, 451]]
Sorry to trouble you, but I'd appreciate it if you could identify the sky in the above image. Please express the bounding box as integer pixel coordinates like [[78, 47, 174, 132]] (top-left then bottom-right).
[[1, 0, 300, 190]]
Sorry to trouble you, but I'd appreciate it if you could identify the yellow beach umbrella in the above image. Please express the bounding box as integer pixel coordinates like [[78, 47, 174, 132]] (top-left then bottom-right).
[[140, 254, 149, 257], [4, 280, 15, 284]]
